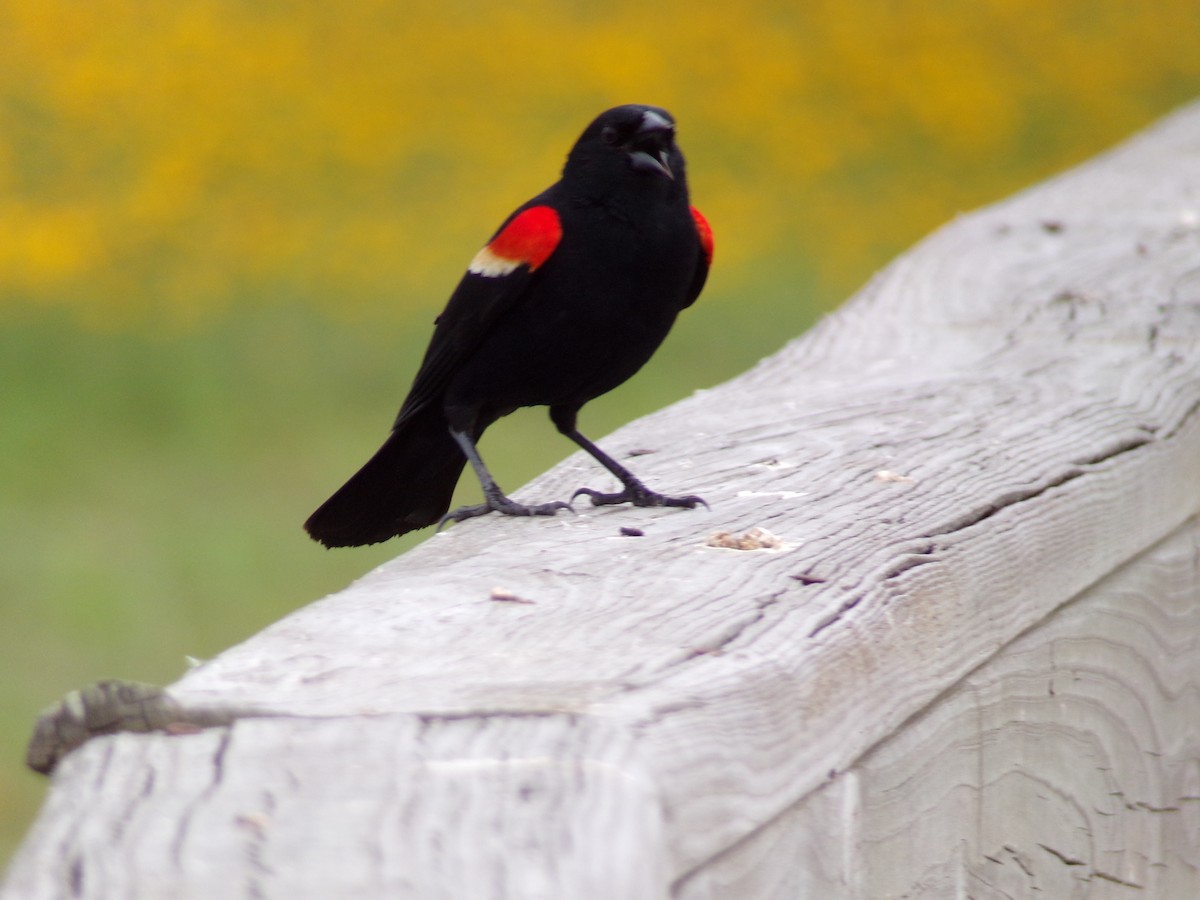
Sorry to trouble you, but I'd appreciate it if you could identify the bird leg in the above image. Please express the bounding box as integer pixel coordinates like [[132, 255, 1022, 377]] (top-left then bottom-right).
[[439, 428, 572, 529], [550, 408, 707, 510]]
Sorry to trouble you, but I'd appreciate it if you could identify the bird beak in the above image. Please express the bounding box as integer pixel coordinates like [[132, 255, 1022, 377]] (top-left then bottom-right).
[[629, 149, 674, 180], [629, 110, 676, 180], [638, 109, 675, 136]]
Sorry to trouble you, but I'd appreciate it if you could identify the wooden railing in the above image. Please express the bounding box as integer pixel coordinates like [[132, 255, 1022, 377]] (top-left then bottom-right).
[[5, 101, 1200, 899]]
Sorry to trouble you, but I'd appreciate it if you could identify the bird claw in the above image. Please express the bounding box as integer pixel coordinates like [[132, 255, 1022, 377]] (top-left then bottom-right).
[[571, 485, 708, 510], [438, 495, 573, 531]]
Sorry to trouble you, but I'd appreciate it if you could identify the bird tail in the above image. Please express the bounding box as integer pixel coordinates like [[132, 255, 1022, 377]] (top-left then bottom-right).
[[304, 405, 466, 548]]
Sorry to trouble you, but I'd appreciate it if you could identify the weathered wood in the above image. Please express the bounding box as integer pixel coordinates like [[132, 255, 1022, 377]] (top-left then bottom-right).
[[5, 101, 1200, 898], [678, 517, 1200, 898]]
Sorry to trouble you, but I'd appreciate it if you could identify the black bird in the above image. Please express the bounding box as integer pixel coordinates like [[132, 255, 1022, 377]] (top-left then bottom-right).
[[305, 104, 713, 547]]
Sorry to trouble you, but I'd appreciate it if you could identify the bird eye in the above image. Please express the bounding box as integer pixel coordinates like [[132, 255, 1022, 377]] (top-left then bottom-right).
[[601, 126, 618, 144]]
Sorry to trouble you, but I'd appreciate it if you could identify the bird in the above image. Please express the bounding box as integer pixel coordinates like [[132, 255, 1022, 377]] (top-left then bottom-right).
[[304, 104, 713, 548]]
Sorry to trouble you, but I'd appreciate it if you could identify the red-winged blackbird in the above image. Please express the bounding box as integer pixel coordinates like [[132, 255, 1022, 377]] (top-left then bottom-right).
[[305, 105, 713, 548]]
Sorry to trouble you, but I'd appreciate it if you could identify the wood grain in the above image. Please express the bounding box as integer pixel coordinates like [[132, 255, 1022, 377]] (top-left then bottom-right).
[[5, 101, 1200, 898], [678, 518, 1200, 898]]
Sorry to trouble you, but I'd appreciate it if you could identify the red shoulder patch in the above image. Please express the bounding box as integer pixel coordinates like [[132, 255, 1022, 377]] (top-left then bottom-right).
[[691, 207, 713, 267], [468, 206, 562, 277]]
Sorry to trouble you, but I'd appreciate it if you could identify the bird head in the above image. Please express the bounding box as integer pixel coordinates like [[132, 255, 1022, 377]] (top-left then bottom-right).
[[565, 105, 687, 192]]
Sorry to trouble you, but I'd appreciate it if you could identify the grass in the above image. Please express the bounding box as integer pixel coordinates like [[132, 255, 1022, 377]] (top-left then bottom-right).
[[0, 267, 829, 868]]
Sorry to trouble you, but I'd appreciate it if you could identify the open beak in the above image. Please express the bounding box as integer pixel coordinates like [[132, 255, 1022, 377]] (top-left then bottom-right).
[[629, 148, 674, 179], [628, 110, 675, 180]]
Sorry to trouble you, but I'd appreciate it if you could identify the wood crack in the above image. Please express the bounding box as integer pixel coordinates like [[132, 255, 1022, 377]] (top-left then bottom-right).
[[1038, 843, 1086, 866], [923, 431, 1154, 542], [1091, 869, 1145, 889], [170, 728, 233, 867]]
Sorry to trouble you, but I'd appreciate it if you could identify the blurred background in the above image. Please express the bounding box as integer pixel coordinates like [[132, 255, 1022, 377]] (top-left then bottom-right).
[[3, 0, 1199, 867]]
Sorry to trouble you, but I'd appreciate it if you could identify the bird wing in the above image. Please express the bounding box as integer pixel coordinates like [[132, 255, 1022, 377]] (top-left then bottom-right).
[[394, 203, 563, 427], [682, 206, 713, 310]]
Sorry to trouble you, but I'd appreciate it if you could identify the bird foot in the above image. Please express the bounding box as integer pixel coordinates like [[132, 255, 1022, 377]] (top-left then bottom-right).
[[572, 482, 707, 510], [439, 494, 573, 530]]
